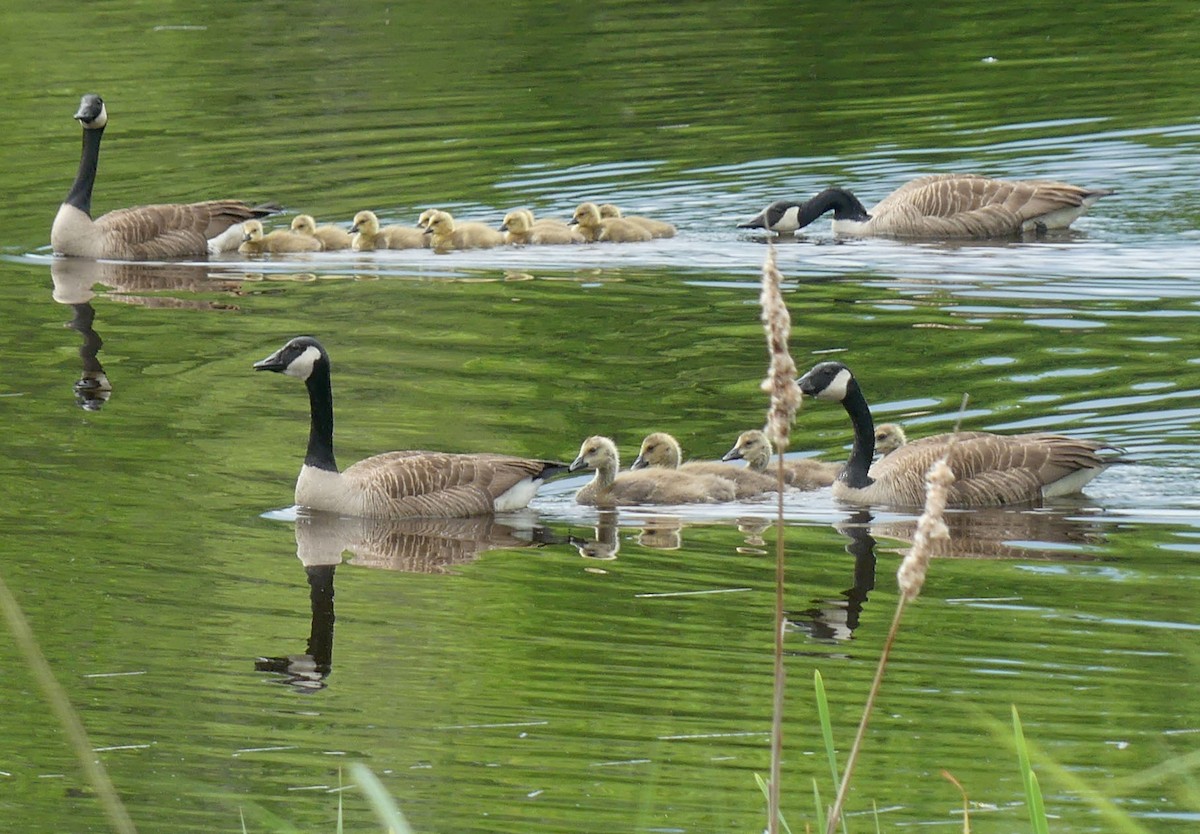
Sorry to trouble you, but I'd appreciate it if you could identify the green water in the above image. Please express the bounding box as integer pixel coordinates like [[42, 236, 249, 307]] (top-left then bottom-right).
[[1, 1, 1199, 832]]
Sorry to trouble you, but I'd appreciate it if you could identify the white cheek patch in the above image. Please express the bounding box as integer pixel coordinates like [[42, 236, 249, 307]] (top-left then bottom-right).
[[816, 367, 853, 401], [88, 103, 109, 129], [284, 345, 322, 379], [779, 205, 801, 232]]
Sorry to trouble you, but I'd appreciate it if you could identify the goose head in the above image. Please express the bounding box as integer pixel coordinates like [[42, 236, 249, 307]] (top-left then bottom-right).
[[569, 435, 619, 474], [241, 219, 265, 243], [74, 93, 107, 130], [569, 203, 602, 229], [349, 210, 379, 235], [291, 215, 318, 235], [631, 432, 682, 470], [722, 430, 773, 470], [798, 361, 855, 401], [254, 336, 327, 380], [738, 200, 802, 233], [500, 210, 531, 234]]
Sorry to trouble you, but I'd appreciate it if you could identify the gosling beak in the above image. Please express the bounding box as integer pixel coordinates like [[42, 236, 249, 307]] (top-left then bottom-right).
[[568, 454, 587, 472], [721, 446, 744, 462], [630, 454, 648, 470]]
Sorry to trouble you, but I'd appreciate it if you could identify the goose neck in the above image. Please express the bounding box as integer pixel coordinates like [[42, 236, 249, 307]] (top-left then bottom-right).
[[802, 188, 870, 227], [66, 125, 103, 216], [304, 363, 338, 472], [840, 377, 876, 488]]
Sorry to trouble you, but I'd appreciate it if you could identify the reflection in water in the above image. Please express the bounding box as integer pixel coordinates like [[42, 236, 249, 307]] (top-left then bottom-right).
[[571, 511, 621, 560], [63, 295, 110, 411], [788, 511, 878, 643], [256, 510, 561, 690], [866, 506, 1106, 561]]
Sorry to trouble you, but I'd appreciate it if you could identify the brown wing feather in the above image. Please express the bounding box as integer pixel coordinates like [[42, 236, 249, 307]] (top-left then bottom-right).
[[96, 200, 276, 259]]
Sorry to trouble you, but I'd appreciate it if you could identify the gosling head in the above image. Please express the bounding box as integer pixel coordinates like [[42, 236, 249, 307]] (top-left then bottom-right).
[[598, 203, 622, 219], [424, 211, 454, 237], [722, 430, 772, 469], [500, 210, 531, 234], [253, 336, 328, 381], [570, 203, 601, 228], [291, 215, 318, 235], [73, 93, 107, 130], [569, 436, 618, 473], [417, 208, 442, 229], [241, 219, 265, 243], [874, 423, 908, 456], [349, 210, 379, 235], [631, 432, 682, 470]]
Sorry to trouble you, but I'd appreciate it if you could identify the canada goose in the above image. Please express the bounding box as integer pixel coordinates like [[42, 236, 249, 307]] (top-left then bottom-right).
[[721, 430, 842, 489], [349, 210, 427, 250], [797, 360, 1123, 508], [874, 423, 908, 456], [738, 174, 1112, 239], [631, 432, 778, 499], [51, 94, 278, 260], [424, 210, 506, 251], [253, 336, 567, 518], [499, 210, 583, 245], [568, 436, 736, 506], [597, 204, 676, 238], [569, 203, 653, 243], [238, 219, 322, 255], [291, 214, 353, 251]]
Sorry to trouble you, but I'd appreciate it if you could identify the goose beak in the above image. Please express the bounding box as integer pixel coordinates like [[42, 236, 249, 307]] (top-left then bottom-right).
[[253, 348, 289, 372], [736, 210, 767, 229], [721, 446, 744, 462], [797, 371, 819, 396], [630, 454, 648, 470]]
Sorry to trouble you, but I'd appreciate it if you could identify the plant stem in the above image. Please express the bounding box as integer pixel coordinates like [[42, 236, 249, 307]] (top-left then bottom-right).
[[768, 457, 787, 834]]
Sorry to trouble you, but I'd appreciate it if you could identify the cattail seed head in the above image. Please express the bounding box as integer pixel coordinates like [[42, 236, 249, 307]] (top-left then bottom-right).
[[759, 247, 801, 451], [897, 456, 955, 601]]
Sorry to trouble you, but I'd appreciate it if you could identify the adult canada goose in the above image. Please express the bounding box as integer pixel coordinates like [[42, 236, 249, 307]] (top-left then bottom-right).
[[738, 174, 1112, 239], [797, 360, 1123, 508], [291, 214, 353, 251], [51, 93, 278, 260], [349, 210, 427, 250], [424, 210, 506, 251], [874, 423, 908, 456], [598, 204, 676, 238], [238, 219, 322, 254], [569, 203, 653, 243], [721, 430, 842, 489], [631, 432, 778, 499], [568, 436, 736, 506], [499, 210, 583, 245], [253, 336, 568, 518]]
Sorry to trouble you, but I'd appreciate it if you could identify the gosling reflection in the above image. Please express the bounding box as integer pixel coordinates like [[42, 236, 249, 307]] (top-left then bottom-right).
[[571, 511, 621, 560]]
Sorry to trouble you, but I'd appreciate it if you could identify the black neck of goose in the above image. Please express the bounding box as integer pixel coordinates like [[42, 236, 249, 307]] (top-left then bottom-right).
[[66, 126, 103, 216], [840, 376, 876, 488], [304, 362, 338, 472], [800, 188, 871, 227]]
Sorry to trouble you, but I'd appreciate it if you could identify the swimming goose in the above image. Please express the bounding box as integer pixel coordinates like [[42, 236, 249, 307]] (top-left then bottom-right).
[[569, 203, 652, 243], [797, 360, 1123, 508], [291, 214, 353, 251], [349, 210, 427, 250], [568, 436, 736, 506], [500, 210, 583, 245], [598, 204, 676, 238], [738, 174, 1112, 239], [631, 432, 777, 498], [874, 423, 908, 456], [51, 94, 279, 260], [424, 210, 506, 251], [238, 219, 322, 254], [721, 430, 842, 489], [253, 337, 567, 518]]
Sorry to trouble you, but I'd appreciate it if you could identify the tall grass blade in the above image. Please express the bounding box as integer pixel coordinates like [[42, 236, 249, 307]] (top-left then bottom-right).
[[755, 773, 793, 834], [814, 671, 847, 834], [350, 762, 416, 834], [811, 778, 825, 834], [1012, 707, 1049, 834]]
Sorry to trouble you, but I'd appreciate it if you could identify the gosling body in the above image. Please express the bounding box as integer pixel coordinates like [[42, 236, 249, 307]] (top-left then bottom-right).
[[292, 214, 353, 251], [632, 432, 777, 499], [570, 203, 653, 243], [722, 430, 842, 489], [568, 436, 736, 506], [238, 219, 322, 254], [350, 210, 427, 250]]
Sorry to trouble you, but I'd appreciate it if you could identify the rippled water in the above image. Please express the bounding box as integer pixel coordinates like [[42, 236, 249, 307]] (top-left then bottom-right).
[[2, 1, 1199, 832]]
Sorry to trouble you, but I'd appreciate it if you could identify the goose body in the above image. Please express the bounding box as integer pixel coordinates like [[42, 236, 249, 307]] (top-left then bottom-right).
[[292, 214, 353, 251], [569, 203, 653, 243], [349, 210, 427, 250], [425, 210, 506, 251], [500, 210, 583, 245], [598, 204, 676, 238], [721, 430, 842, 489], [568, 436, 736, 506], [797, 361, 1122, 508], [253, 337, 567, 518], [631, 432, 777, 498], [739, 174, 1111, 239], [51, 94, 278, 260], [238, 219, 322, 254]]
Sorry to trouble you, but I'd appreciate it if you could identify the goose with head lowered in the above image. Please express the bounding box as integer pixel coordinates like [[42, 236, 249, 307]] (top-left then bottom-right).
[[797, 361, 1124, 508], [738, 174, 1111, 240], [253, 337, 568, 518], [51, 94, 279, 259]]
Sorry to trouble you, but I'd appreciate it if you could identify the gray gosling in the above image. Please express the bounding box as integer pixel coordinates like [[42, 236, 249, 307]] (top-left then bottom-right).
[[738, 173, 1112, 239], [51, 93, 277, 260], [631, 432, 778, 499], [350, 210, 427, 250], [797, 360, 1124, 508], [568, 436, 736, 507], [238, 219, 321, 254], [292, 214, 353, 251], [569, 202, 653, 243], [721, 430, 842, 490], [253, 336, 567, 518]]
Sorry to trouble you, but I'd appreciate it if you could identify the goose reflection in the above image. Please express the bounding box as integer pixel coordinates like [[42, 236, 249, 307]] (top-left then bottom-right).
[[255, 510, 562, 690], [787, 511, 878, 643]]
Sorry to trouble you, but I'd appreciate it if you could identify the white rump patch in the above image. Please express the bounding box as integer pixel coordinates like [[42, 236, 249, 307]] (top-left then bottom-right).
[[493, 478, 540, 512], [207, 223, 245, 254], [285, 345, 322, 380]]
